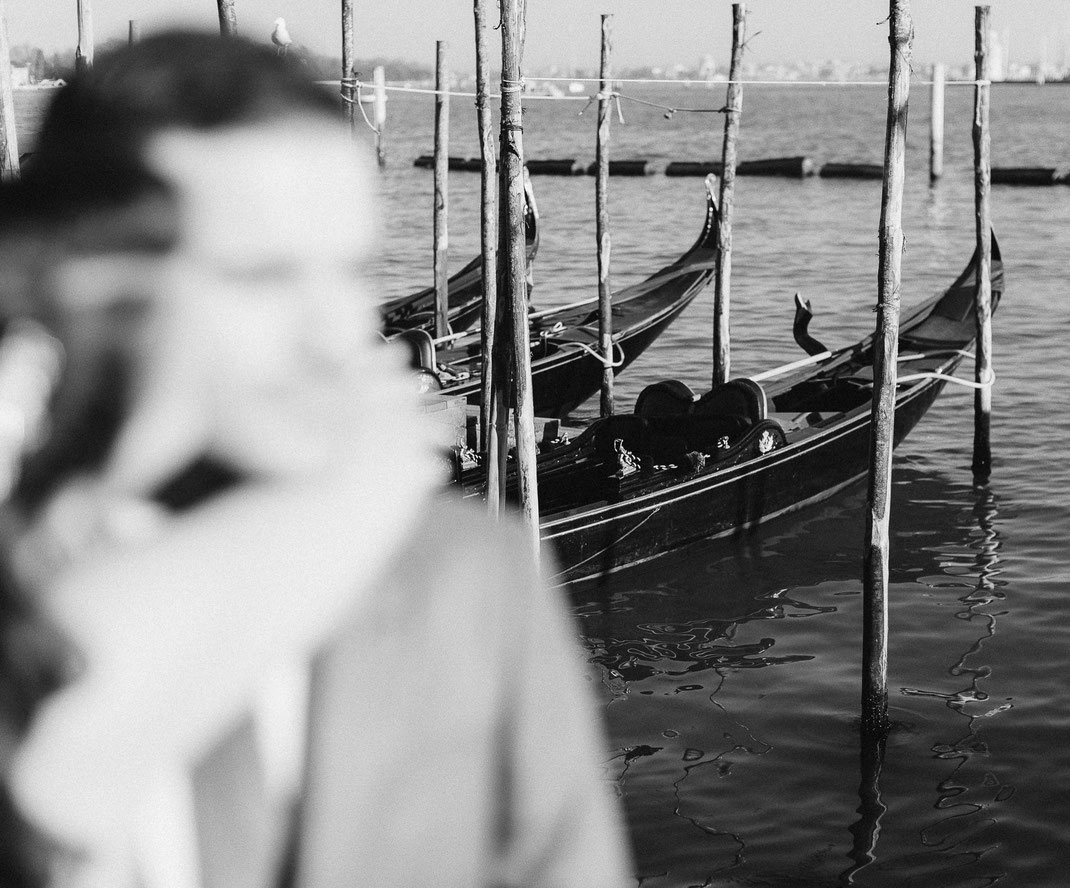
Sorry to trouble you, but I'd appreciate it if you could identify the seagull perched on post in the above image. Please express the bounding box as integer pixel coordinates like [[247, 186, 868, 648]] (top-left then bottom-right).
[[271, 18, 293, 56]]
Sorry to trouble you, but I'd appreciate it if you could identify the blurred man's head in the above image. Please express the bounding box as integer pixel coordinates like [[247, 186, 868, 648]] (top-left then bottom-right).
[[0, 31, 383, 507]]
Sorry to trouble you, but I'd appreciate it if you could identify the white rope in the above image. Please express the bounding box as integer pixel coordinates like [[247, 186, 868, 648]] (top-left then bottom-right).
[[897, 368, 995, 390], [530, 75, 992, 87], [319, 76, 991, 105], [564, 340, 626, 369]]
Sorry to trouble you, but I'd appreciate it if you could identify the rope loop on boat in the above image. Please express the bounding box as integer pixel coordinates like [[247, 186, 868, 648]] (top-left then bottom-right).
[[566, 340, 625, 368], [897, 367, 995, 390]]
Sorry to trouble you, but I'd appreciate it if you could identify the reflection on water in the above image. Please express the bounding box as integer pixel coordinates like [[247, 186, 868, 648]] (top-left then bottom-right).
[[572, 468, 1032, 887]]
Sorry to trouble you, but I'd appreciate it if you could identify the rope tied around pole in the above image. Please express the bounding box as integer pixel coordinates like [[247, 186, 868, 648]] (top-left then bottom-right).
[[578, 90, 729, 120], [348, 80, 381, 135]]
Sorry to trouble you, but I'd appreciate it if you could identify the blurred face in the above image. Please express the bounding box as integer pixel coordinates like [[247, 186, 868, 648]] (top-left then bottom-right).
[[75, 116, 403, 487]]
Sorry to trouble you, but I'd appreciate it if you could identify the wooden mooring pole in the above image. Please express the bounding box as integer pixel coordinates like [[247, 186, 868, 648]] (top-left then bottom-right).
[[341, 0, 356, 134], [473, 0, 504, 515], [862, 0, 912, 737], [433, 41, 450, 341], [216, 0, 237, 38], [0, 0, 18, 182], [498, 0, 541, 550], [971, 6, 994, 481], [596, 14, 615, 417], [713, 3, 745, 388], [373, 66, 387, 167], [75, 0, 94, 74], [929, 62, 945, 183]]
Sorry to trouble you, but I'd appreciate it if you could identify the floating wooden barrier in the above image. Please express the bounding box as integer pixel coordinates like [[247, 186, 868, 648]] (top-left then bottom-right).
[[525, 158, 585, 175], [665, 160, 723, 177], [991, 166, 1062, 186], [585, 158, 656, 176], [414, 154, 483, 171], [819, 162, 884, 180], [739, 156, 815, 177], [665, 156, 814, 178]]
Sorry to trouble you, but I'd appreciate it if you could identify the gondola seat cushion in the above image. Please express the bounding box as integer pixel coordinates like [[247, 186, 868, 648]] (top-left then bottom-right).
[[693, 378, 767, 424], [634, 379, 698, 418]]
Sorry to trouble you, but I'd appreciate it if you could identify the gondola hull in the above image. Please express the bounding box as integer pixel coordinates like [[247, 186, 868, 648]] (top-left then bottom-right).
[[543, 373, 948, 584], [460, 233, 1004, 584], [432, 178, 720, 417]]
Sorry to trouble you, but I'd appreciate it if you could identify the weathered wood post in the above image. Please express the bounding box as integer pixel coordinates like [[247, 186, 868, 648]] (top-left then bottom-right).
[[341, 0, 356, 134], [596, 14, 615, 417], [971, 6, 994, 481], [128, 19, 140, 45], [0, 0, 18, 182], [929, 62, 945, 183], [75, 0, 94, 74], [473, 0, 504, 514], [216, 0, 237, 38], [373, 66, 387, 168], [862, 0, 912, 737], [433, 41, 450, 340], [713, 3, 745, 388], [498, 0, 541, 549]]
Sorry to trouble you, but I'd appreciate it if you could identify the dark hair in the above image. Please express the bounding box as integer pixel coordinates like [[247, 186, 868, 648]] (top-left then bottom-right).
[[7, 29, 340, 234], [0, 30, 344, 881], [5, 29, 342, 510]]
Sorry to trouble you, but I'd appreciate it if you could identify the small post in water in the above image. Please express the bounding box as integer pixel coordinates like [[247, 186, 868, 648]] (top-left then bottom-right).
[[128, 19, 141, 45], [0, 0, 19, 182], [373, 66, 387, 168], [971, 6, 994, 481], [498, 0, 541, 551], [216, 0, 237, 38], [433, 41, 450, 341], [341, 0, 356, 134], [473, 0, 503, 513], [929, 62, 944, 183], [713, 3, 745, 388], [862, 0, 912, 738], [596, 13, 615, 417], [76, 0, 94, 73]]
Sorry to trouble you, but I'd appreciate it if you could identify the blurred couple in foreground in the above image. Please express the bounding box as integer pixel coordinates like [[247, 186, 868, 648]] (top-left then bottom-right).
[[0, 30, 631, 888]]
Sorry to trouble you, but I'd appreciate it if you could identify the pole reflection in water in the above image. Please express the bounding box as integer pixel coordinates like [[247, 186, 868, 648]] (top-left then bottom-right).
[[842, 732, 888, 886], [892, 483, 1010, 884]]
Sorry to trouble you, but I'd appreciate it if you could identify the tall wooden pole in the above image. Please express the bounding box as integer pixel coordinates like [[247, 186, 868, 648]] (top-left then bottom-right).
[[473, 0, 504, 515], [971, 6, 994, 481], [596, 14, 615, 417], [341, 0, 356, 134], [216, 0, 237, 38], [498, 0, 540, 550], [862, 0, 912, 738], [373, 66, 387, 167], [128, 19, 141, 45], [713, 3, 745, 388], [433, 41, 450, 341], [0, 0, 19, 182], [75, 0, 94, 74], [929, 62, 945, 183]]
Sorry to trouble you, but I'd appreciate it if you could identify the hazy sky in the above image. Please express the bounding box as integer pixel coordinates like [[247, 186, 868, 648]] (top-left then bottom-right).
[[6, 1, 1070, 72]]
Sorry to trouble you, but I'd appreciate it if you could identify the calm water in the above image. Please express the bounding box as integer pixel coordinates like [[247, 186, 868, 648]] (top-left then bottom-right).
[[15, 79, 1070, 886]]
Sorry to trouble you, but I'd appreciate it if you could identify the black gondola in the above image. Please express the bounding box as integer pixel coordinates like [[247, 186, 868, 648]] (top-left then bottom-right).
[[460, 235, 1004, 585], [422, 176, 720, 417], [379, 176, 540, 335]]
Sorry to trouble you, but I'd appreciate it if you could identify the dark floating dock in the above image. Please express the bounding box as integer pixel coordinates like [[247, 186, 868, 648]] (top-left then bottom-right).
[[414, 156, 1070, 185], [665, 156, 815, 178], [819, 162, 885, 179], [991, 166, 1070, 186]]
